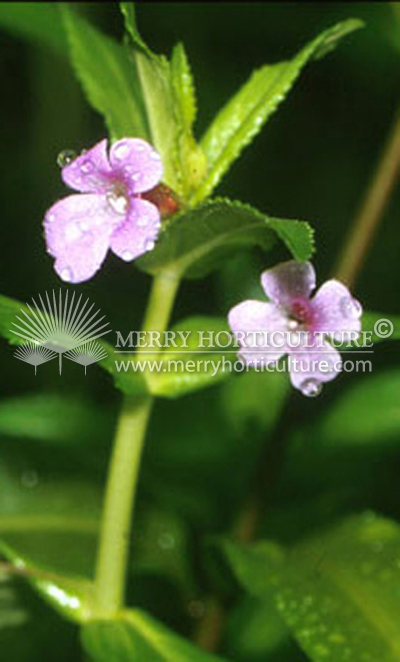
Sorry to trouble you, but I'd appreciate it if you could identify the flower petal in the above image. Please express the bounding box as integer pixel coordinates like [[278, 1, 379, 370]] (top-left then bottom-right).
[[61, 139, 112, 193], [44, 194, 117, 283], [288, 335, 342, 395], [109, 198, 161, 262], [109, 138, 163, 193], [261, 261, 316, 308], [228, 300, 289, 365], [311, 279, 362, 339]]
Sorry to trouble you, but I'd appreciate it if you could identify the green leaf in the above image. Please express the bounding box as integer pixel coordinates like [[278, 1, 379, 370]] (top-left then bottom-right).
[[193, 19, 364, 203], [224, 512, 400, 662], [137, 198, 315, 279], [0, 2, 66, 54], [0, 392, 113, 447], [312, 369, 400, 451], [0, 540, 94, 623], [225, 595, 297, 662], [82, 608, 226, 661], [61, 5, 148, 140], [120, 3, 206, 198], [220, 369, 289, 439], [0, 293, 147, 398], [133, 506, 194, 596], [143, 316, 234, 398], [170, 43, 197, 132], [0, 438, 101, 622], [361, 311, 400, 345]]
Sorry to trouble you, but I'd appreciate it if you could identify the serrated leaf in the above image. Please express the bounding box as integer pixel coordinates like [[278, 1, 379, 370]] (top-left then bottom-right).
[[193, 18, 363, 203], [223, 513, 400, 662], [120, 3, 205, 198], [61, 5, 148, 140], [82, 608, 226, 661], [171, 43, 196, 130], [137, 198, 314, 279]]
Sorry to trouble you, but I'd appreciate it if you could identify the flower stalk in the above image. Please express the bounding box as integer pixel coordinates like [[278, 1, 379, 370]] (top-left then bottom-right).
[[94, 271, 180, 616]]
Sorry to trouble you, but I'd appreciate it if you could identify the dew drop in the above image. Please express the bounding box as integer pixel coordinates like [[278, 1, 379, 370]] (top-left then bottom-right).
[[47, 213, 55, 224], [137, 215, 148, 227], [21, 469, 39, 489], [65, 224, 82, 243], [340, 296, 362, 320], [287, 319, 299, 331], [60, 267, 73, 282], [79, 220, 90, 232], [150, 151, 161, 161], [300, 378, 322, 397], [57, 149, 77, 168], [106, 191, 128, 215], [121, 250, 134, 261], [80, 159, 94, 174], [130, 172, 142, 184], [113, 142, 130, 160], [144, 238, 155, 252], [158, 532, 175, 550]]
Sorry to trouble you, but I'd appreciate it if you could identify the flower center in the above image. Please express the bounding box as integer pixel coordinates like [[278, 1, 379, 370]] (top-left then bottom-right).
[[288, 297, 314, 330], [106, 181, 129, 215]]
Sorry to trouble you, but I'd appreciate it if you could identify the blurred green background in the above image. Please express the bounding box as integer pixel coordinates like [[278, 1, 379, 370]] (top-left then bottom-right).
[[0, 3, 400, 662]]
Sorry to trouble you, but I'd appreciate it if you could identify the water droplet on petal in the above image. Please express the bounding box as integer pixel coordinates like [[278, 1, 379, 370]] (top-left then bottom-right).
[[150, 151, 161, 161], [135, 144, 146, 152], [287, 319, 299, 331], [121, 250, 134, 261], [79, 220, 90, 232], [60, 267, 73, 282], [137, 215, 148, 227], [144, 238, 155, 252], [47, 213, 55, 224], [57, 149, 77, 168], [65, 224, 82, 243], [80, 159, 93, 174], [113, 142, 130, 160], [106, 191, 128, 215], [340, 296, 362, 320], [300, 378, 322, 397]]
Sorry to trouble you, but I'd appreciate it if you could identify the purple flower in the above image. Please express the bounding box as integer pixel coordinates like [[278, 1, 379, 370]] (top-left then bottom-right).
[[44, 138, 164, 283], [228, 260, 363, 396]]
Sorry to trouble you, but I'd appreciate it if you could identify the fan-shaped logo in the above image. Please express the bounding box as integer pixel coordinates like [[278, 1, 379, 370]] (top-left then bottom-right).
[[10, 290, 110, 376]]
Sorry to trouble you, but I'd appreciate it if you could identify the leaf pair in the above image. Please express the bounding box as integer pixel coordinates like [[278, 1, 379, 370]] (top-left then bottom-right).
[[63, 4, 363, 204], [221, 512, 400, 662]]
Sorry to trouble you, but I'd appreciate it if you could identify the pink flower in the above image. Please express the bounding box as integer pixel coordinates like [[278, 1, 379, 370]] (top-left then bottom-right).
[[228, 261, 363, 396], [44, 138, 164, 283]]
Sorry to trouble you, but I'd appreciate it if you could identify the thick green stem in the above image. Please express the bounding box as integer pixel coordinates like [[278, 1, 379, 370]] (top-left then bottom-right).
[[94, 271, 180, 616]]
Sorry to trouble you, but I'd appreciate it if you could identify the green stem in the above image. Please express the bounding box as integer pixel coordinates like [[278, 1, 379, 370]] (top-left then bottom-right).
[[335, 105, 400, 288], [94, 271, 180, 616]]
